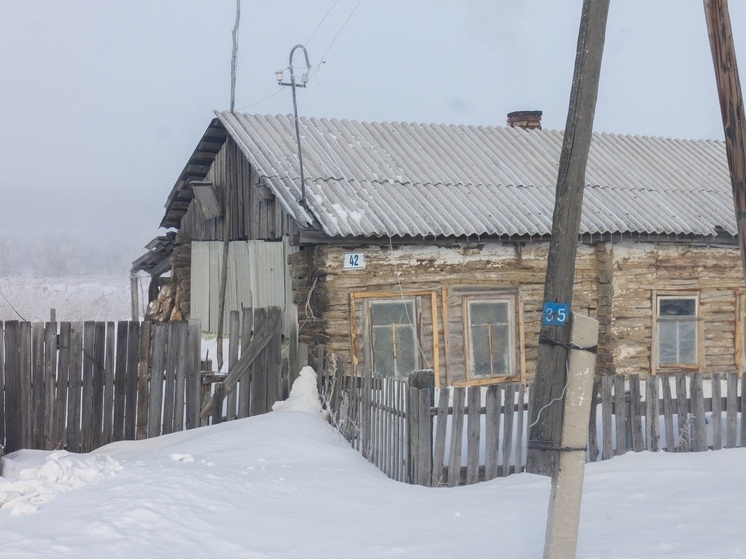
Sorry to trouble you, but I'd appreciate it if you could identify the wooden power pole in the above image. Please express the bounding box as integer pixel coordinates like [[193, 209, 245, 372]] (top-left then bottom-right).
[[526, 0, 610, 477], [704, 0, 746, 281]]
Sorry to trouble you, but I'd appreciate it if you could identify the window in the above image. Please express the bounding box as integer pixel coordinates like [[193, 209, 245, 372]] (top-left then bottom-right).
[[370, 300, 418, 377], [465, 297, 515, 379], [467, 300, 512, 377], [656, 295, 698, 368]]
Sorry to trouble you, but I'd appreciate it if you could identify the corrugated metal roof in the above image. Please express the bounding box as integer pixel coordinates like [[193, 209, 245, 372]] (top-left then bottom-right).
[[214, 112, 736, 239]]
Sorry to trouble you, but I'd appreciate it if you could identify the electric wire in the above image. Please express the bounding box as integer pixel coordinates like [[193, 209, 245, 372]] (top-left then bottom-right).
[[308, 0, 364, 80], [236, 0, 363, 112], [0, 285, 27, 321]]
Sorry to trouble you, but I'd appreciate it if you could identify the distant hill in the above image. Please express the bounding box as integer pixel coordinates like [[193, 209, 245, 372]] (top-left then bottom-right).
[[0, 276, 149, 323]]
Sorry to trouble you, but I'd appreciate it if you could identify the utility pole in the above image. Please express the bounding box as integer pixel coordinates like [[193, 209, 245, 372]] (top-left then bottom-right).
[[704, 0, 746, 280], [526, 0, 610, 477]]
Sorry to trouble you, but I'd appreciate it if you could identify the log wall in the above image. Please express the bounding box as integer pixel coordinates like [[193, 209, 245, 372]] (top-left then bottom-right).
[[293, 240, 745, 383]]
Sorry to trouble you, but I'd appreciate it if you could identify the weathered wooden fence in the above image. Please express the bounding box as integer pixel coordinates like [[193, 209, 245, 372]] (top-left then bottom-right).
[[0, 320, 201, 454], [0, 307, 287, 455], [324, 366, 746, 487], [199, 307, 286, 424]]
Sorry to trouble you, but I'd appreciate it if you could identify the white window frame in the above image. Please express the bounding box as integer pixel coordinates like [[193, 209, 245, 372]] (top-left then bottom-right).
[[464, 295, 516, 380], [653, 293, 701, 372], [369, 298, 419, 378]]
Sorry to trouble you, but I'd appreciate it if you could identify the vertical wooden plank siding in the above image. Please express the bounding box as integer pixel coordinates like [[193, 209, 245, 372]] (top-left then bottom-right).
[[601, 375, 613, 459], [43, 321, 57, 450], [31, 322, 44, 449], [587, 379, 599, 462], [67, 323, 83, 453], [136, 321, 152, 440], [185, 321, 202, 431], [502, 383, 515, 476], [689, 373, 708, 452], [174, 321, 189, 432], [447, 387, 465, 487], [54, 322, 71, 450], [514, 384, 526, 473], [250, 308, 268, 416], [645, 375, 660, 452], [125, 321, 140, 440], [711, 372, 723, 451], [266, 307, 283, 411], [80, 322, 95, 452], [629, 375, 644, 452], [4, 322, 20, 453], [466, 385, 481, 484], [660, 375, 676, 452], [613, 375, 626, 455], [726, 372, 738, 448], [148, 323, 167, 438], [102, 321, 116, 445], [227, 311, 240, 421], [433, 387, 449, 485], [484, 385, 500, 480], [675, 373, 690, 452], [91, 321, 106, 451], [19, 322, 32, 449], [160, 324, 176, 434], [113, 321, 129, 441], [417, 388, 432, 486], [239, 307, 253, 419]]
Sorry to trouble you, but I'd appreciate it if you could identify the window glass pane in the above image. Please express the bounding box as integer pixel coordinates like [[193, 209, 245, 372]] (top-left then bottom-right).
[[491, 324, 510, 373], [395, 327, 417, 375], [372, 326, 395, 376], [370, 300, 417, 378], [677, 320, 697, 363], [468, 300, 511, 377], [659, 298, 695, 316], [372, 302, 412, 325], [658, 321, 678, 364], [471, 325, 491, 375], [657, 297, 697, 366]]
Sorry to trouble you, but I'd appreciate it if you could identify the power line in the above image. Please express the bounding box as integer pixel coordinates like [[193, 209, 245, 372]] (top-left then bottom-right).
[[236, 0, 363, 113], [309, 0, 364, 79], [0, 285, 27, 321]]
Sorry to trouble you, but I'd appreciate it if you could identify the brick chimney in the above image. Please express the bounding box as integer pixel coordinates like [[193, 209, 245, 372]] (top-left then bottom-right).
[[507, 110, 542, 130]]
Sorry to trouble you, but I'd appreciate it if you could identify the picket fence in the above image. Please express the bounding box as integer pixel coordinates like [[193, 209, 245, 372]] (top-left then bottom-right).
[[323, 365, 746, 487], [0, 307, 286, 455]]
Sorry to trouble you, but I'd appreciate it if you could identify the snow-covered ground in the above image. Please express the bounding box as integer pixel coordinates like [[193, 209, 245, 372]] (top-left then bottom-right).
[[0, 367, 744, 558]]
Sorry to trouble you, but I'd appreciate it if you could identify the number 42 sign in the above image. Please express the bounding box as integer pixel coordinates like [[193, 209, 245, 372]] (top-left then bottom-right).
[[542, 302, 570, 326], [343, 252, 366, 270]]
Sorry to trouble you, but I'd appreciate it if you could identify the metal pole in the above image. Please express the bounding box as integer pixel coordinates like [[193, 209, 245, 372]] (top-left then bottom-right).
[[280, 45, 311, 209]]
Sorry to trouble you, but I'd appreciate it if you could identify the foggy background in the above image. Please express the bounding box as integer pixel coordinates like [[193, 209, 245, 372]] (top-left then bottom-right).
[[1, 0, 744, 276]]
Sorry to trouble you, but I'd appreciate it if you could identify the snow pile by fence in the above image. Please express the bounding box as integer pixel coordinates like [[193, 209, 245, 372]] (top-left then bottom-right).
[[0, 450, 122, 516]]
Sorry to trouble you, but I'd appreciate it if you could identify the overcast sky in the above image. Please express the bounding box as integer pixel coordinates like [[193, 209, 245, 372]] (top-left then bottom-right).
[[1, 0, 745, 262]]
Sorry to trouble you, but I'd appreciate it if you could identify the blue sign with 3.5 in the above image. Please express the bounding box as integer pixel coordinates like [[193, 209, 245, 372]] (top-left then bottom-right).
[[542, 302, 570, 326]]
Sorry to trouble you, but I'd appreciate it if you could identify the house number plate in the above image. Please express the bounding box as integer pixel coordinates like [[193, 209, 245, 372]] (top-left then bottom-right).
[[542, 302, 570, 326], [343, 252, 366, 270]]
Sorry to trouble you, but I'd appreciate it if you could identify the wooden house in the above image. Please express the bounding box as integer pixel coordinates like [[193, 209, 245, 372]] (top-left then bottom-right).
[[134, 111, 746, 386]]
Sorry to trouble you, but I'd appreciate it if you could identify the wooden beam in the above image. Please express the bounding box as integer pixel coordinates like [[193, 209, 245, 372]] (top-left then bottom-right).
[[526, 0, 610, 477], [704, 0, 746, 281]]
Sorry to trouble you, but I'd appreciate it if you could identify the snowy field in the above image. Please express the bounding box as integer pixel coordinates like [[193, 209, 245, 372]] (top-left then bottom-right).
[[0, 368, 745, 558], [0, 275, 147, 323]]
